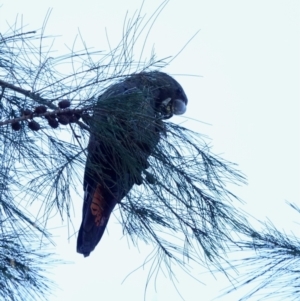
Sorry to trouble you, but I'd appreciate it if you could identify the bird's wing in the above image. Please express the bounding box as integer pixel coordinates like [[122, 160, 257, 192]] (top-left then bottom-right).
[[77, 71, 186, 257], [77, 82, 160, 257]]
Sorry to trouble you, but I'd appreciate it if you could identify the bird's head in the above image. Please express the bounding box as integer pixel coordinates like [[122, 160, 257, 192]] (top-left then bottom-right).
[[151, 72, 188, 119]]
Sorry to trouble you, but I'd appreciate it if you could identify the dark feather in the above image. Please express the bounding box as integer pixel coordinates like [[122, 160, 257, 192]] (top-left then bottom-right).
[[77, 71, 188, 256]]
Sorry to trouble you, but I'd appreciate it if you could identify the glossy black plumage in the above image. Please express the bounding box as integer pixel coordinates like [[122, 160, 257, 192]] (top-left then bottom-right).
[[77, 71, 188, 257]]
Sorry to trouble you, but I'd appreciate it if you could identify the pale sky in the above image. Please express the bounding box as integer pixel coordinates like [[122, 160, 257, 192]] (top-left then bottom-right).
[[0, 1, 299, 300]]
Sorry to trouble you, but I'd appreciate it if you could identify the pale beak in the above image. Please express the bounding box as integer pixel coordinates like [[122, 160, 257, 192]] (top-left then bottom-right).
[[172, 99, 187, 115], [160, 98, 187, 119]]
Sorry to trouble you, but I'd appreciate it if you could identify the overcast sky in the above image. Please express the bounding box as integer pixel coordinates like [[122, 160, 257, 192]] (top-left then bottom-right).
[[0, 1, 299, 300]]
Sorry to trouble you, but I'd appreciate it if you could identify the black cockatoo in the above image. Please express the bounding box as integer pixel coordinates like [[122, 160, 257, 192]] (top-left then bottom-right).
[[77, 71, 188, 257]]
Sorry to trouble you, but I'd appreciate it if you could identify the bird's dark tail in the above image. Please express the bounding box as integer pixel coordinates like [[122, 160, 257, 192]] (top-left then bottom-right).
[[77, 184, 117, 257]]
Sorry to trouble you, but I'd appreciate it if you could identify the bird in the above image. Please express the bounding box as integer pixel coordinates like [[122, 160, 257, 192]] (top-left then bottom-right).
[[77, 71, 188, 257]]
